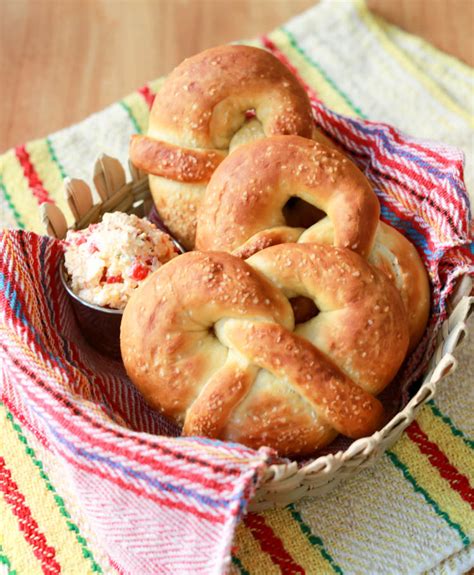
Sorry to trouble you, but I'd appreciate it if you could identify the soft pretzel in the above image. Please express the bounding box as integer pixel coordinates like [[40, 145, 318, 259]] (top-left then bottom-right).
[[121, 245, 409, 457], [196, 135, 380, 258], [196, 135, 429, 349], [129, 45, 323, 249], [299, 218, 430, 351]]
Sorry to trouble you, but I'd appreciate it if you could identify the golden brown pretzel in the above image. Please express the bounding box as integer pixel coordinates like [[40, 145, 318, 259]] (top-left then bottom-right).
[[196, 135, 429, 350], [196, 135, 380, 258], [121, 244, 409, 457], [129, 45, 320, 249], [299, 219, 430, 351]]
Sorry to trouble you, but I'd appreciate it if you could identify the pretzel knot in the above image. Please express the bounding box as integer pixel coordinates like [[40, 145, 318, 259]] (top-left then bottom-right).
[[196, 135, 430, 350], [129, 45, 317, 249], [121, 244, 409, 457], [196, 135, 380, 258]]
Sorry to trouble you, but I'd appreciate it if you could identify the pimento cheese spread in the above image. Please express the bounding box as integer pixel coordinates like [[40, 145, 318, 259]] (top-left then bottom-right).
[[64, 212, 178, 310]]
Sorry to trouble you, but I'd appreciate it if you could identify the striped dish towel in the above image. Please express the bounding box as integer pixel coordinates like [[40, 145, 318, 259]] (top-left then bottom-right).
[[0, 1, 473, 574]]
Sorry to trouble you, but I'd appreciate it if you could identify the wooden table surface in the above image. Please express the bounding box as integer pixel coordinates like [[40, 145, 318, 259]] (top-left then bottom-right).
[[1, 0, 473, 152]]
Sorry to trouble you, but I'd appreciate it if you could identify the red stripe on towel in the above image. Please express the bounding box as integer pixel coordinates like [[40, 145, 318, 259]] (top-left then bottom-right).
[[244, 512, 305, 574], [0, 456, 61, 574], [407, 420, 474, 508], [15, 145, 53, 205]]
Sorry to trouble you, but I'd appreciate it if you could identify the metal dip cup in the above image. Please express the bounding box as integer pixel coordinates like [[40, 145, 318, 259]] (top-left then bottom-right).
[[60, 260, 123, 359], [59, 209, 185, 359]]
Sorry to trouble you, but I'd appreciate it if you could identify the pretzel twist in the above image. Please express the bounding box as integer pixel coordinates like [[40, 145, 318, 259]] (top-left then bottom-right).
[[196, 135, 429, 349], [121, 245, 409, 457], [299, 218, 430, 350], [129, 45, 319, 249]]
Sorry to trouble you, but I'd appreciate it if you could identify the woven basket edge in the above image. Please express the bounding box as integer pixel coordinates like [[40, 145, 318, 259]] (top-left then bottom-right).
[[249, 279, 473, 510]]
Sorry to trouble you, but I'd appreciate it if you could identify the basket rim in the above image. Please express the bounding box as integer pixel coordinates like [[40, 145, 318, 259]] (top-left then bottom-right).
[[250, 279, 472, 508]]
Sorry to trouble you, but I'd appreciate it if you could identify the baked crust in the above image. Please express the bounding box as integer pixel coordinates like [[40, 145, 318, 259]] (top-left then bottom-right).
[[196, 135, 380, 258], [121, 245, 409, 457], [196, 135, 429, 349], [129, 45, 317, 249], [300, 218, 430, 351], [129, 136, 226, 182]]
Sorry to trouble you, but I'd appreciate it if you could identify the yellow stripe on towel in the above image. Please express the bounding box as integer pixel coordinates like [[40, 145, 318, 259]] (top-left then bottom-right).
[[355, 0, 474, 127], [0, 405, 99, 574], [0, 493, 43, 575], [26, 139, 74, 224], [0, 151, 43, 233], [265, 29, 357, 117], [391, 437, 473, 537], [416, 408, 474, 494]]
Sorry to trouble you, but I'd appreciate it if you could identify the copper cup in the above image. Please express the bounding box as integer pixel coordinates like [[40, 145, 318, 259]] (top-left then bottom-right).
[[60, 261, 123, 359], [59, 208, 185, 359]]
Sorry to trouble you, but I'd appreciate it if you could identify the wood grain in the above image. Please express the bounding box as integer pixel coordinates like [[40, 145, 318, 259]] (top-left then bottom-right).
[[0, 0, 472, 152]]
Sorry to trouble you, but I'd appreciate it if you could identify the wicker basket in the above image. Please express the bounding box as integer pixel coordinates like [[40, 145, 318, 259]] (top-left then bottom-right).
[[42, 154, 473, 512]]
